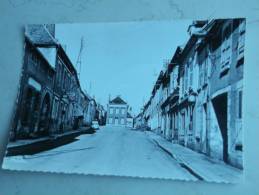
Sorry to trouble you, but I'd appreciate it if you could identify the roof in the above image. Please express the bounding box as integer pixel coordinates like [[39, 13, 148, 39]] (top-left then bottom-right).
[[25, 25, 58, 71], [37, 47, 57, 69], [25, 24, 87, 104], [25, 24, 57, 46], [109, 96, 127, 105]]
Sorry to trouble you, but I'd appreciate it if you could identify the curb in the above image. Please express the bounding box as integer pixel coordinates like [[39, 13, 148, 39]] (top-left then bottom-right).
[[152, 139, 205, 181], [6, 127, 93, 156]]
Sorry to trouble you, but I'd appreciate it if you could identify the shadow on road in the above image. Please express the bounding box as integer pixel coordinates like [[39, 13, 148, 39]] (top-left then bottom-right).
[[23, 145, 95, 159]]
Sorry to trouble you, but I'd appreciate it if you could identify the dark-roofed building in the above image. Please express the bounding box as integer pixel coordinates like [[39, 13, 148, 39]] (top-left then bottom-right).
[[9, 24, 96, 141], [110, 96, 127, 104], [106, 96, 129, 126], [10, 24, 57, 140]]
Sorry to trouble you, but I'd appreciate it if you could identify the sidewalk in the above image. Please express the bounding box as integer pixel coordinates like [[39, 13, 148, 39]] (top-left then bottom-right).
[[6, 127, 92, 156], [145, 131, 243, 183]]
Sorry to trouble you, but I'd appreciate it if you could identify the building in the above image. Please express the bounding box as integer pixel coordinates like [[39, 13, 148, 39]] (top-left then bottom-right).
[[9, 24, 97, 141], [178, 32, 200, 148], [181, 19, 244, 168], [84, 97, 97, 126], [10, 25, 57, 140], [126, 112, 134, 128], [96, 103, 106, 126], [134, 112, 143, 129], [197, 19, 244, 168], [139, 19, 245, 169], [149, 71, 164, 134], [160, 47, 181, 142], [106, 96, 129, 126]]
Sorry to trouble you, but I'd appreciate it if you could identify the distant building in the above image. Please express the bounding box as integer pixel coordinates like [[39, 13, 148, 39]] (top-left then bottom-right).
[[106, 96, 128, 126], [126, 112, 134, 128], [96, 103, 106, 125], [134, 112, 144, 129]]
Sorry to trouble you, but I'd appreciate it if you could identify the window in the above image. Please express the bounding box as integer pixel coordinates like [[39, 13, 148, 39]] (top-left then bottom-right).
[[109, 118, 113, 124], [60, 66, 64, 87], [182, 113, 185, 130], [190, 109, 193, 131], [109, 108, 113, 114], [181, 78, 184, 97], [189, 62, 193, 87], [121, 108, 125, 114], [170, 72, 174, 93], [184, 65, 188, 92], [170, 114, 173, 129], [199, 61, 203, 87], [63, 70, 66, 90], [115, 108, 119, 114], [68, 76, 71, 90], [57, 61, 62, 86], [203, 57, 208, 84], [237, 20, 245, 61], [221, 24, 232, 73], [173, 68, 178, 89], [238, 90, 242, 119]]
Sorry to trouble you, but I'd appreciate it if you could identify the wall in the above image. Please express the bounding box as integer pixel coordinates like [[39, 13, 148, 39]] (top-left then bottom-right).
[[0, 1, 259, 195], [106, 104, 127, 125]]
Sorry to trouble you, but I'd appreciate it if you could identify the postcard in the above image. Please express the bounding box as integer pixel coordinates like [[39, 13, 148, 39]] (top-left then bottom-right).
[[2, 19, 244, 183]]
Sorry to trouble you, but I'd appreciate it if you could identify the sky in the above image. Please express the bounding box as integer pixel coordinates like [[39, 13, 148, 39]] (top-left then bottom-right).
[[56, 20, 192, 115]]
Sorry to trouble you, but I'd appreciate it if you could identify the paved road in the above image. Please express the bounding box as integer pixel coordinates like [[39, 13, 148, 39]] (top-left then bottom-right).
[[3, 126, 197, 180]]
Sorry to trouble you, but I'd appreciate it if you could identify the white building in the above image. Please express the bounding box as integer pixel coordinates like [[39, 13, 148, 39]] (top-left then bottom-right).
[[106, 96, 128, 126]]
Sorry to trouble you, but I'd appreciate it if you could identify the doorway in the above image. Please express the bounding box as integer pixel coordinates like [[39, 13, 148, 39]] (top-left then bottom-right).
[[38, 93, 51, 135], [115, 118, 119, 125], [21, 87, 41, 134], [201, 103, 209, 154], [212, 93, 228, 163]]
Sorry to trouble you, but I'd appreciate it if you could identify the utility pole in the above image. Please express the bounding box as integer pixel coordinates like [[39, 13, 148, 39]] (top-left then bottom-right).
[[76, 37, 84, 79], [89, 82, 92, 96]]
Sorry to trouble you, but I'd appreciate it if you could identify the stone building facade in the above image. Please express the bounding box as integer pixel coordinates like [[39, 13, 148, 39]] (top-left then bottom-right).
[[9, 24, 100, 141], [10, 25, 57, 139], [139, 19, 245, 169]]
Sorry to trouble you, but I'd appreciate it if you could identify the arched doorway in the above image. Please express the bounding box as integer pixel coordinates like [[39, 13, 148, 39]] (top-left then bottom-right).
[[20, 87, 41, 137], [38, 93, 51, 136]]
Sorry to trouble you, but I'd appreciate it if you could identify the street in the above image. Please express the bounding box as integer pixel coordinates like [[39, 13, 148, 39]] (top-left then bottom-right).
[[3, 126, 197, 181]]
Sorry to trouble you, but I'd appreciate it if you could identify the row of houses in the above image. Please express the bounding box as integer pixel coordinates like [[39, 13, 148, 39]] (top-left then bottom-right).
[[9, 24, 106, 141], [137, 19, 245, 169]]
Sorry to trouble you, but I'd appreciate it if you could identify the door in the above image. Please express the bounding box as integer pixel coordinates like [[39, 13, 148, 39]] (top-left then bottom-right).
[[115, 118, 119, 125], [201, 103, 208, 154]]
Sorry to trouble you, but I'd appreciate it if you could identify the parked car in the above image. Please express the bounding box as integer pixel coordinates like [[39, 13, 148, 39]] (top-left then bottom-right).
[[91, 121, 100, 130]]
